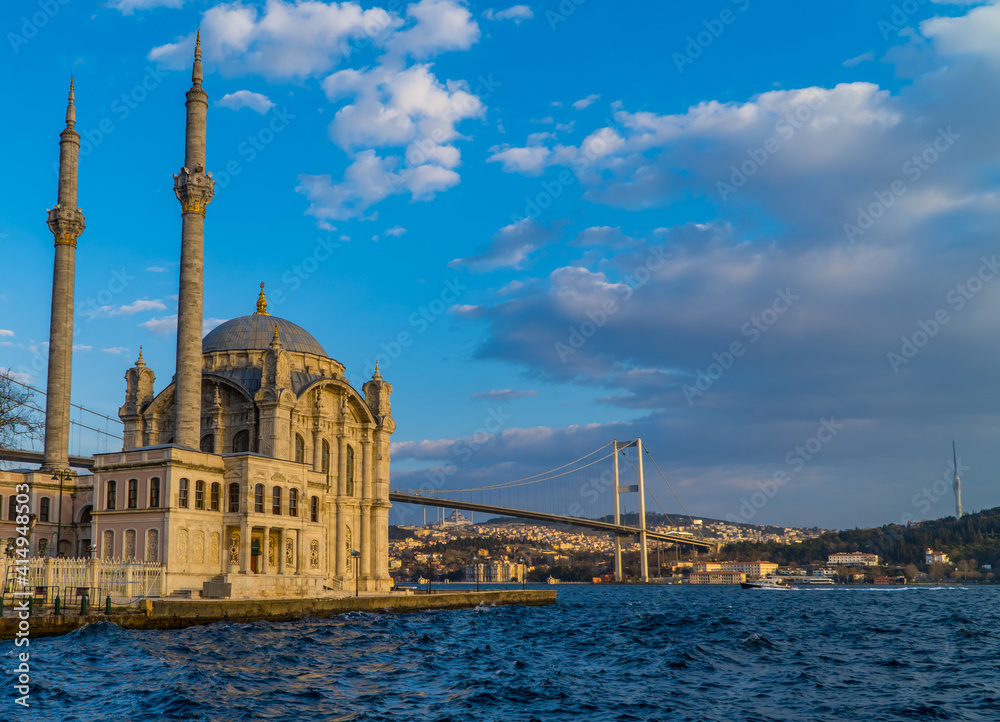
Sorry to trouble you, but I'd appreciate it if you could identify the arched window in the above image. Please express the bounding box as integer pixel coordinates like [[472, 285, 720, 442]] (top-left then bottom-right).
[[178, 478, 189, 508], [210, 482, 221, 511], [310, 496, 319, 523], [79, 506, 93, 524], [127, 479, 138, 509], [345, 445, 355, 496], [200, 434, 215, 453], [295, 434, 306, 463], [149, 478, 160, 508], [106, 480, 117, 510], [254, 484, 264, 513], [145, 529, 159, 562], [7, 496, 14, 520], [39, 498, 51, 522], [232, 429, 250, 453], [272, 486, 282, 515], [124, 529, 136, 559], [0, 495, 3, 520], [229, 483, 241, 513], [345, 526, 352, 559], [195, 480, 206, 509], [321, 440, 330, 473], [102, 529, 114, 559], [38, 538, 48, 557], [289, 489, 298, 517]]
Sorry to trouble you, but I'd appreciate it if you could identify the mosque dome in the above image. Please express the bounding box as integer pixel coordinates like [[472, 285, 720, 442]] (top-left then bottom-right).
[[201, 283, 328, 357]]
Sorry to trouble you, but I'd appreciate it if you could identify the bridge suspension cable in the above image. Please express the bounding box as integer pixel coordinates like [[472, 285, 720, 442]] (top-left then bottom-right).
[[399, 441, 616, 495]]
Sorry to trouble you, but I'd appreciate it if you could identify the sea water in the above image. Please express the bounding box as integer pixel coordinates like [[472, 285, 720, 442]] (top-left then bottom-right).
[[5, 584, 998, 721]]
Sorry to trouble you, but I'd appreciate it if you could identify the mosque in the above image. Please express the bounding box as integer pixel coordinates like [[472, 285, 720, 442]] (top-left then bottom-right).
[[3, 35, 395, 597]]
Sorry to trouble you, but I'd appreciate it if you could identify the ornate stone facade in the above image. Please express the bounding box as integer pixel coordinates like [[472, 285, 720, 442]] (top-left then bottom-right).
[[88, 37, 394, 597]]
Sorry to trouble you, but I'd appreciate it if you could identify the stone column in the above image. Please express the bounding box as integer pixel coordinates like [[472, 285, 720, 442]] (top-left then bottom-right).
[[172, 32, 215, 449], [278, 528, 286, 574], [312, 429, 321, 472], [239, 518, 249, 574], [263, 525, 271, 573], [296, 529, 305, 575], [360, 434, 372, 581], [335, 434, 347, 576], [42, 79, 85, 473]]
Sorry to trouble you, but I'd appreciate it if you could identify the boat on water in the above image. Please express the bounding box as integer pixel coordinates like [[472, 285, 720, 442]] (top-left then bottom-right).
[[741, 577, 793, 590], [791, 577, 835, 586]]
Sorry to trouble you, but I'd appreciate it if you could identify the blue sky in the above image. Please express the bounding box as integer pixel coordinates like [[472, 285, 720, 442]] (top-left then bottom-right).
[[3, 0, 1000, 529]]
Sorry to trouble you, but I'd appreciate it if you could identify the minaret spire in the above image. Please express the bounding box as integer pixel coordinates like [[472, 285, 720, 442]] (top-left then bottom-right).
[[192, 28, 202, 88], [172, 32, 215, 449], [42, 78, 86, 472], [953, 440, 963, 518]]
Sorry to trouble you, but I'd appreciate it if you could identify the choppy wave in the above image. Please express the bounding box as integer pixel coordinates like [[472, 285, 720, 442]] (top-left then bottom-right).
[[5, 585, 999, 721]]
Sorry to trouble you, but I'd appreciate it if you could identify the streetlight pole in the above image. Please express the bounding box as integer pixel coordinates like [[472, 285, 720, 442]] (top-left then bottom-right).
[[351, 549, 360, 597], [51, 470, 71, 558]]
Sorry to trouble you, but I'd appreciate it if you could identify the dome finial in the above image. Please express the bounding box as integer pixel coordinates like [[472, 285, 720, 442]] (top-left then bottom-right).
[[135, 345, 145, 367], [254, 281, 269, 315], [270, 322, 282, 349], [372, 360, 382, 381]]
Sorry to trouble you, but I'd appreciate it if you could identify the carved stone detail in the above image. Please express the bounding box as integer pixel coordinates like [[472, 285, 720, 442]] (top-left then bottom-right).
[[173, 167, 215, 215]]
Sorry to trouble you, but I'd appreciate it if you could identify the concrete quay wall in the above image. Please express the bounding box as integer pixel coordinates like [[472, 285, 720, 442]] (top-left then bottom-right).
[[0, 589, 556, 639]]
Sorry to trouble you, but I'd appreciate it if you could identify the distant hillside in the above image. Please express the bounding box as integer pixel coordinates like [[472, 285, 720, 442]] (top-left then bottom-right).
[[718, 507, 1000, 568]]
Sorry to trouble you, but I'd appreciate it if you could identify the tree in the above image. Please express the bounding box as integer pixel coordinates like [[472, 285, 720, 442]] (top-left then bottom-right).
[[0, 371, 42, 456], [903, 564, 919, 581]]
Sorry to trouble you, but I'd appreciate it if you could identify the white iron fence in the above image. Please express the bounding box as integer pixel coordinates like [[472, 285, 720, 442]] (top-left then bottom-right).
[[1, 557, 163, 603]]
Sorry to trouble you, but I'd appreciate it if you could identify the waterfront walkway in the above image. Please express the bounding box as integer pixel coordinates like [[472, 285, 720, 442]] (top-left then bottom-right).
[[0, 589, 556, 639]]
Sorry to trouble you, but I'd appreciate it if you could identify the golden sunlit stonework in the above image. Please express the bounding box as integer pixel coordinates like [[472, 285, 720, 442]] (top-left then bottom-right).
[[83, 39, 394, 598]]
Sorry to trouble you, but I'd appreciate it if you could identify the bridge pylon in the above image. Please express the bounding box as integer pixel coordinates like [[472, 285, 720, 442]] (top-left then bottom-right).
[[614, 438, 649, 583]]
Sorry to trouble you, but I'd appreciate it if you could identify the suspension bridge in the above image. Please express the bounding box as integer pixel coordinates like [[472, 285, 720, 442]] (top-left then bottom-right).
[[390, 438, 715, 582], [1, 375, 122, 465], [2, 376, 713, 581]]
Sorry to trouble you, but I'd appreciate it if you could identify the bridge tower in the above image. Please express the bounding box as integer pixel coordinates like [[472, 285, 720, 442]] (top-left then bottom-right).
[[613, 438, 650, 583]]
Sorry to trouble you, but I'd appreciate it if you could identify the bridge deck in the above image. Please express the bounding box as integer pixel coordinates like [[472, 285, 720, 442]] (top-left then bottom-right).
[[388, 492, 713, 549]]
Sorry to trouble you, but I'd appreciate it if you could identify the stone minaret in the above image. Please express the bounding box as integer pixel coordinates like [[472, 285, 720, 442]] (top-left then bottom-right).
[[172, 31, 215, 449], [42, 78, 86, 472]]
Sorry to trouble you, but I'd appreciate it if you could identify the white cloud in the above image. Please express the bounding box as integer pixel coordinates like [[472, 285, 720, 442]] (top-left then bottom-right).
[[484, 5, 533, 24], [140, 316, 177, 335], [385, 0, 480, 59], [218, 90, 275, 114], [0, 368, 32, 384], [487, 144, 552, 175], [843, 51, 874, 67], [449, 219, 554, 272], [139, 315, 228, 335], [572, 93, 600, 110], [102, 347, 130, 355], [109, 0, 184, 15], [922, 2, 1000, 62], [0, 329, 13, 337], [470, 388, 537, 400], [73, 344, 92, 352], [323, 64, 483, 152], [301, 60, 482, 219], [92, 299, 168, 319], [148, 1, 485, 224], [149, 1, 398, 79], [146, 266, 167, 273], [385, 226, 407, 237], [118, 299, 168, 315]]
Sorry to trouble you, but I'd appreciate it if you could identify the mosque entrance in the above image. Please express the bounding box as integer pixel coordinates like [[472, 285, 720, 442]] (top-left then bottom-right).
[[250, 537, 262, 573]]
